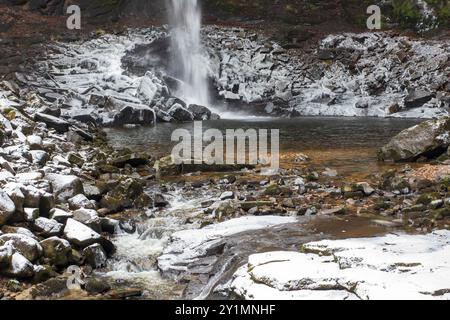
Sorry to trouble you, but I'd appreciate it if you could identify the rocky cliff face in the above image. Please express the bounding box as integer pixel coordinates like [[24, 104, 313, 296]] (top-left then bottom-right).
[[1, 0, 449, 32]]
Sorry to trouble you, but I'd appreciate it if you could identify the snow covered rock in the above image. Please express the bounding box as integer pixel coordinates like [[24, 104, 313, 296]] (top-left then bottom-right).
[[229, 230, 450, 300], [45, 173, 84, 203], [32, 217, 64, 237], [63, 218, 101, 248], [0, 233, 43, 262], [0, 190, 15, 226], [49, 208, 73, 224], [2, 252, 35, 278], [68, 194, 95, 210], [34, 113, 70, 133], [158, 216, 297, 277]]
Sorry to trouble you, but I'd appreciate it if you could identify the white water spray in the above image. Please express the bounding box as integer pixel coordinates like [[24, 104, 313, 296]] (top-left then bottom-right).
[[168, 0, 210, 106]]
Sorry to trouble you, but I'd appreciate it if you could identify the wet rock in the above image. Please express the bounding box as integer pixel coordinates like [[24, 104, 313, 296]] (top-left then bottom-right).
[[34, 113, 70, 133], [0, 234, 42, 262], [113, 105, 155, 126], [83, 243, 107, 269], [45, 173, 84, 203], [40, 237, 72, 267], [100, 217, 119, 234], [153, 193, 168, 208], [188, 104, 215, 121], [357, 182, 375, 196], [264, 184, 293, 196], [63, 218, 101, 248], [168, 103, 194, 122], [0, 190, 15, 226], [379, 117, 450, 162], [32, 218, 64, 237], [318, 206, 346, 215], [220, 191, 235, 201], [110, 153, 150, 168], [84, 277, 111, 294]]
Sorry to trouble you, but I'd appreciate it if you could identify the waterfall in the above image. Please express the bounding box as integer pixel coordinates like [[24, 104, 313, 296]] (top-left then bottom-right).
[[167, 0, 210, 107]]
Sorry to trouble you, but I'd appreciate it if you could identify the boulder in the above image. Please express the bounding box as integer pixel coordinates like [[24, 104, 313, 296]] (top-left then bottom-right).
[[188, 104, 214, 121], [45, 173, 84, 203], [72, 208, 101, 233], [0, 190, 15, 226], [0, 234, 42, 262], [32, 217, 64, 237], [378, 117, 450, 162], [34, 113, 70, 133], [82, 243, 107, 269], [26, 135, 43, 150], [3, 183, 24, 216], [404, 89, 435, 109], [112, 105, 155, 126], [2, 252, 35, 278], [29, 150, 49, 166], [168, 103, 194, 122], [40, 237, 72, 267], [24, 208, 40, 222], [68, 194, 95, 210], [49, 208, 73, 224], [63, 218, 101, 248], [0, 242, 13, 267]]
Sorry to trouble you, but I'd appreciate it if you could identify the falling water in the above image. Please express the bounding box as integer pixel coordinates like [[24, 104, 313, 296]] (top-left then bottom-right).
[[168, 0, 210, 106]]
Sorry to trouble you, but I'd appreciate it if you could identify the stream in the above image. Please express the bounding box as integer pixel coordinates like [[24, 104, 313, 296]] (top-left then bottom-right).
[[100, 116, 422, 299]]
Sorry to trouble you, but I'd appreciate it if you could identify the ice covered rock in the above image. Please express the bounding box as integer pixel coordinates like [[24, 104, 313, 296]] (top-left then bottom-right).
[[63, 218, 101, 248], [136, 71, 169, 103], [379, 117, 450, 162], [229, 230, 450, 300]]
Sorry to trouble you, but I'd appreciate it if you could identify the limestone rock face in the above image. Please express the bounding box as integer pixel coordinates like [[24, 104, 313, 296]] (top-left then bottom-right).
[[378, 117, 450, 162]]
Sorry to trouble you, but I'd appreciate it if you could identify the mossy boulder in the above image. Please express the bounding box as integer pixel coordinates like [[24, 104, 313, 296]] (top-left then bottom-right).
[[378, 117, 450, 162]]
